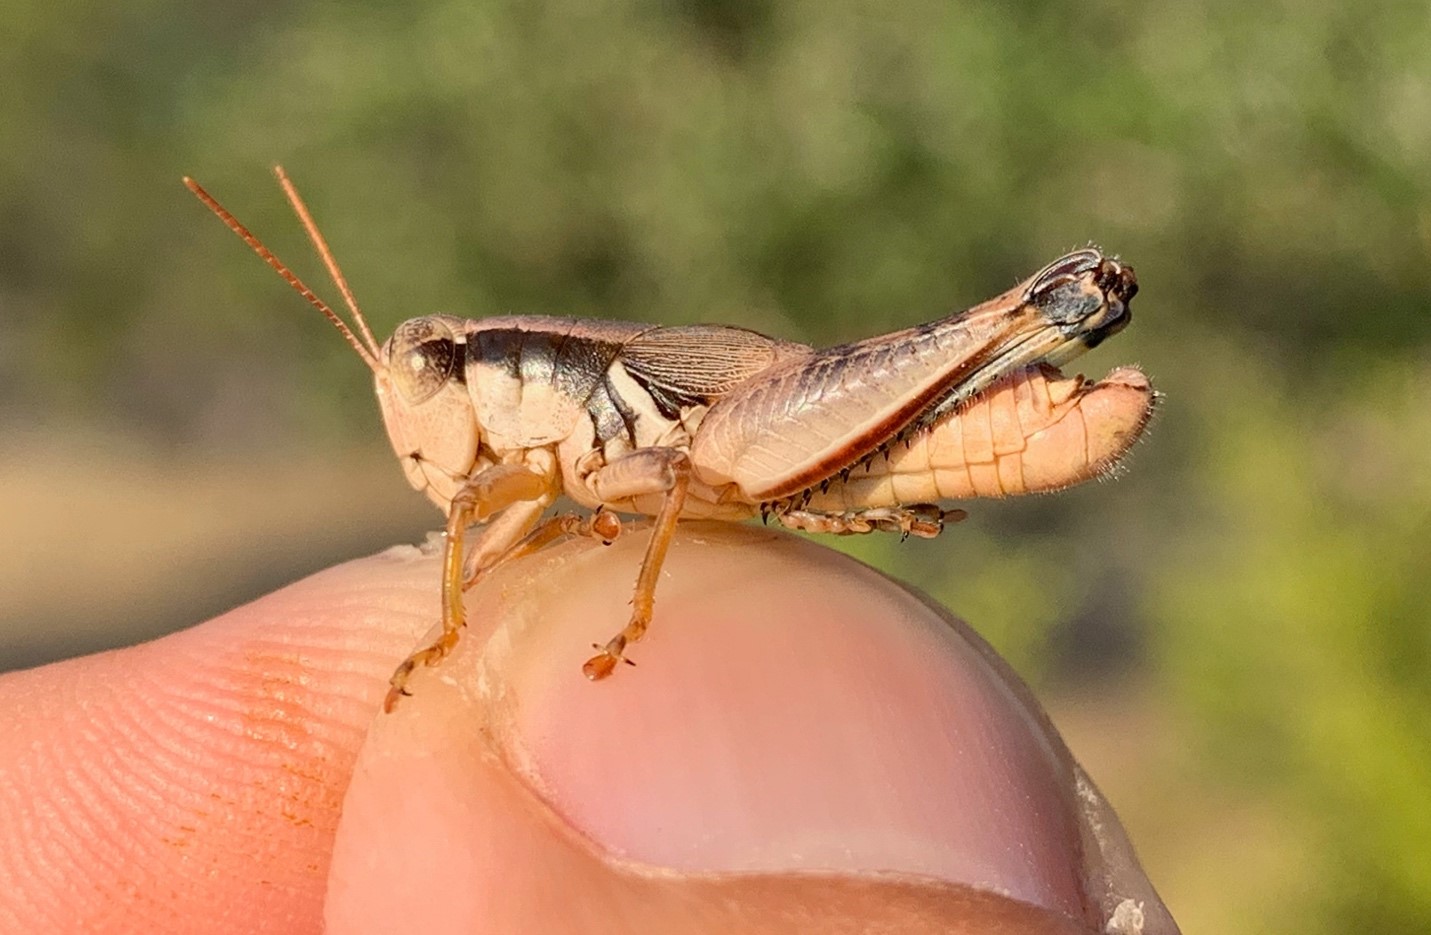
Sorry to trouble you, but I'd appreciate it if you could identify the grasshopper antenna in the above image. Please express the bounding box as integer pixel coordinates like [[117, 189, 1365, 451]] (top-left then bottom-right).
[[271, 165, 382, 363], [182, 173, 382, 373]]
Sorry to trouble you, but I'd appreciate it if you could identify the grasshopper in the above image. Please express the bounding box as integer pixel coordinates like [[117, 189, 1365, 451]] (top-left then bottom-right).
[[185, 168, 1155, 712]]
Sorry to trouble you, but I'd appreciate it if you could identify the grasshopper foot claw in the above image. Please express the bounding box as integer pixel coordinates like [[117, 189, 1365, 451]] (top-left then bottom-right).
[[382, 683, 412, 714], [383, 627, 463, 712]]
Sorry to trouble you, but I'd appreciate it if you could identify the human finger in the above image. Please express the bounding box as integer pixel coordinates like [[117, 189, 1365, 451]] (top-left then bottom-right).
[[327, 524, 1178, 934]]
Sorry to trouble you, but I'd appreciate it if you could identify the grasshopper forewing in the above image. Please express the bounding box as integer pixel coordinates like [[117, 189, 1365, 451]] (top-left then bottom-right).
[[185, 168, 1155, 711]]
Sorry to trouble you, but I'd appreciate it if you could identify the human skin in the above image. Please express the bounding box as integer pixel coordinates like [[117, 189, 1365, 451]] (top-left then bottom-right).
[[0, 524, 1179, 934]]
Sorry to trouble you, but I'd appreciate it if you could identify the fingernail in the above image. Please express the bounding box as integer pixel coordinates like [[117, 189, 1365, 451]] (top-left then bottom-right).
[[485, 525, 1110, 923]]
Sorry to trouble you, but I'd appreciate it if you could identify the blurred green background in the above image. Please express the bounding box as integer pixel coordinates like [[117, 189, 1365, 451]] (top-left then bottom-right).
[[3, 0, 1429, 930]]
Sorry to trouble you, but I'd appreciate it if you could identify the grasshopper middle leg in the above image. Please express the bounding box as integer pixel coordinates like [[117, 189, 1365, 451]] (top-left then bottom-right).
[[579, 448, 692, 680]]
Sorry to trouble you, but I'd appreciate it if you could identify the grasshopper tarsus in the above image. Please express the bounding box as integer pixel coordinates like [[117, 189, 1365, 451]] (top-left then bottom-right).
[[582, 645, 639, 679], [775, 504, 960, 539], [382, 683, 413, 714], [590, 508, 622, 545], [583, 652, 620, 681]]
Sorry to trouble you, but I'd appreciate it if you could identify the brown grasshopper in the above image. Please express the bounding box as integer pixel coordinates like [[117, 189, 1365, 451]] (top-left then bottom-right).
[[185, 168, 1155, 712]]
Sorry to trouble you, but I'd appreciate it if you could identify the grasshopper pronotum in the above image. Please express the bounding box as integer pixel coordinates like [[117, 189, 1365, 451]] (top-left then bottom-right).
[[185, 168, 1155, 712]]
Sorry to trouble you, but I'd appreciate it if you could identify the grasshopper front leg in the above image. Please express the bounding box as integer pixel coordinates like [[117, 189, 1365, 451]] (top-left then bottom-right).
[[577, 448, 692, 680], [385, 463, 554, 712], [385, 505, 622, 710]]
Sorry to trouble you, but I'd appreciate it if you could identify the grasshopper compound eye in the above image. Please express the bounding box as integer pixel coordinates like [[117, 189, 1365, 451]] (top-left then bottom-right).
[[388, 317, 460, 404]]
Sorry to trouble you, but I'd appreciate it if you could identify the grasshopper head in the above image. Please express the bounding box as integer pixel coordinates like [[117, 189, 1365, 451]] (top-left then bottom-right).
[[375, 315, 479, 509]]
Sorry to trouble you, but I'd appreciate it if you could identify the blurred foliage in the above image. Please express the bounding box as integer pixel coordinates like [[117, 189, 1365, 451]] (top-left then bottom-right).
[[3, 0, 1430, 930]]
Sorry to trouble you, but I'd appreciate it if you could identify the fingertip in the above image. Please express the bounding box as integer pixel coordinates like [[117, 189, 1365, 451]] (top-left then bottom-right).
[[328, 525, 1179, 932], [498, 527, 1086, 910]]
